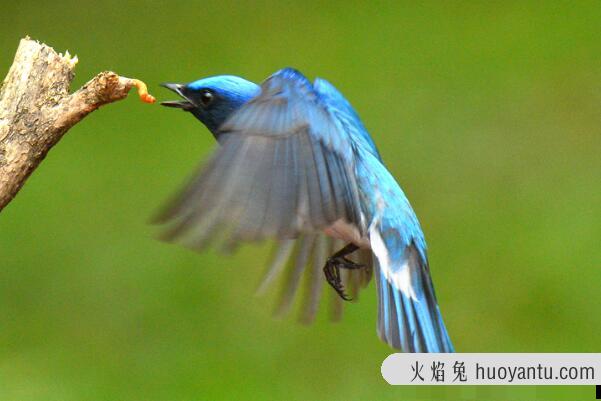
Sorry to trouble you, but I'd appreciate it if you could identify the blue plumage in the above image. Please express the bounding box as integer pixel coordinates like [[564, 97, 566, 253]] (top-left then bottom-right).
[[158, 68, 454, 352]]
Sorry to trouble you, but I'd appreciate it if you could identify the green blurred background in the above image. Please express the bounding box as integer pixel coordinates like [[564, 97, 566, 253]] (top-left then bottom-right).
[[1, 1, 600, 400]]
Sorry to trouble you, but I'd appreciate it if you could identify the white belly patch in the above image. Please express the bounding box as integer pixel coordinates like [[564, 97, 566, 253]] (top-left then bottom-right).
[[323, 219, 371, 249]]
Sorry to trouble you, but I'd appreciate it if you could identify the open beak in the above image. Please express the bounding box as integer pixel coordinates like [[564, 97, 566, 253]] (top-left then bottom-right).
[[160, 83, 195, 110]]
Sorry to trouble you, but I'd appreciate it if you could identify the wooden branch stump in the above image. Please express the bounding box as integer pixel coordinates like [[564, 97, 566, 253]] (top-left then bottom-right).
[[0, 37, 154, 212]]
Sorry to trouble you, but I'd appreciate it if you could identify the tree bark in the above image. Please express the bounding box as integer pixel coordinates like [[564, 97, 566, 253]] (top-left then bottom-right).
[[0, 37, 154, 212]]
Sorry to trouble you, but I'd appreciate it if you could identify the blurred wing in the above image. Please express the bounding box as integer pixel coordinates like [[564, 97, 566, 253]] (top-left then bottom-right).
[[251, 78, 383, 322], [155, 68, 366, 250], [256, 234, 374, 323], [313, 77, 382, 162]]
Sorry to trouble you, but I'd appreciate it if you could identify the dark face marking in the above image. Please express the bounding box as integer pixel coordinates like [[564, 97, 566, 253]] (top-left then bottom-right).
[[161, 76, 260, 136]]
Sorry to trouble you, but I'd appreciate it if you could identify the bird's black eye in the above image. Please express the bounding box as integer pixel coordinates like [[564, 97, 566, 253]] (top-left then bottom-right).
[[199, 89, 214, 107]]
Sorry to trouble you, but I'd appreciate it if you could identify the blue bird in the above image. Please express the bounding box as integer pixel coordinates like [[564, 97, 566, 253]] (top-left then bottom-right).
[[158, 68, 454, 352]]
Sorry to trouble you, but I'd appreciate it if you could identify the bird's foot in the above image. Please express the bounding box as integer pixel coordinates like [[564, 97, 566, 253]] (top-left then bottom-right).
[[323, 256, 365, 301]]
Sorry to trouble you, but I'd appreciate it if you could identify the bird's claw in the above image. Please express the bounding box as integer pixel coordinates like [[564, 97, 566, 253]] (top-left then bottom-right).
[[323, 256, 365, 301]]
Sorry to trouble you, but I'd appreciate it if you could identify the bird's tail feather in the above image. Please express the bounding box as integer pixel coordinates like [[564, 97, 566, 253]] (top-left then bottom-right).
[[375, 244, 454, 353]]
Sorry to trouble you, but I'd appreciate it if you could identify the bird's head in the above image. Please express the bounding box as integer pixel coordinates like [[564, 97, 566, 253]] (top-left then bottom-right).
[[161, 75, 260, 134]]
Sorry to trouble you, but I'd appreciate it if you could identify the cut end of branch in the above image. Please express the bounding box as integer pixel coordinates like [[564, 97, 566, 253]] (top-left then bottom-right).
[[60, 50, 78, 67]]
